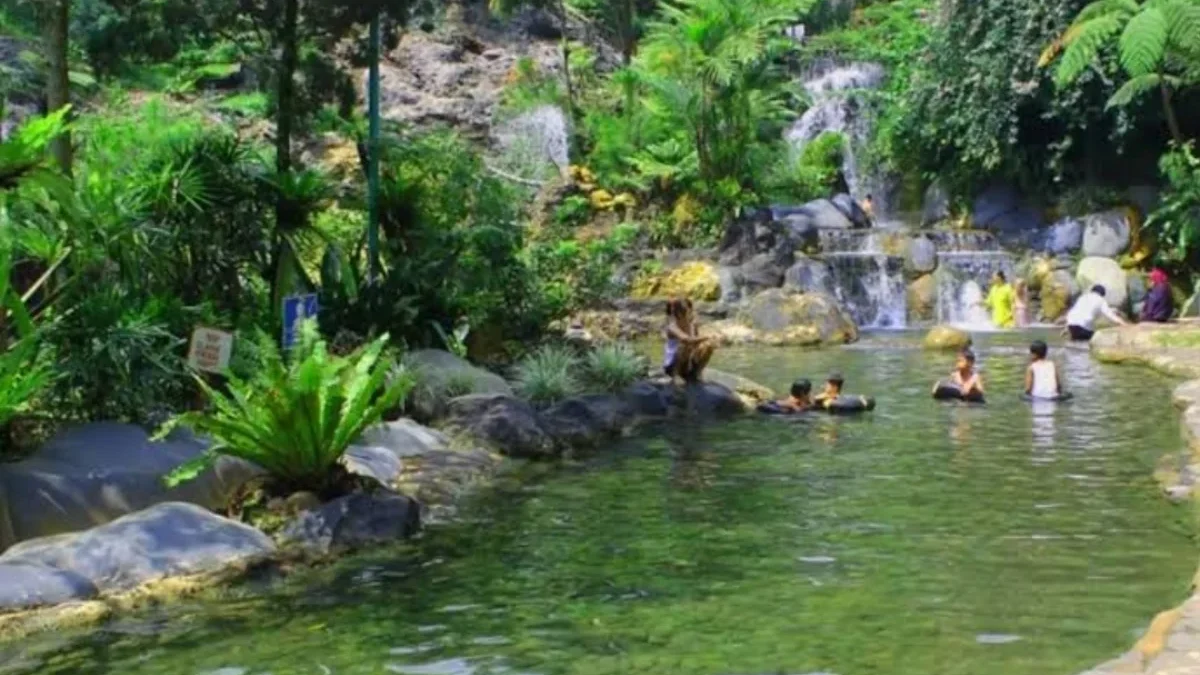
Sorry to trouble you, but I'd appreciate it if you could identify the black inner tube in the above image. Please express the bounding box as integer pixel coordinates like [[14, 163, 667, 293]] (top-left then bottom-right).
[[932, 382, 985, 404]]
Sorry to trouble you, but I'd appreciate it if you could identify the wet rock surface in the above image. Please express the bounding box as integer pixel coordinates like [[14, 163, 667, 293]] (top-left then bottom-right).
[[0, 503, 275, 612], [278, 491, 420, 556]]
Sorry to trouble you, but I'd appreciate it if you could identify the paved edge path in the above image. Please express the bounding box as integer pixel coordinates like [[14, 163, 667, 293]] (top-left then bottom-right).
[[1082, 323, 1200, 675]]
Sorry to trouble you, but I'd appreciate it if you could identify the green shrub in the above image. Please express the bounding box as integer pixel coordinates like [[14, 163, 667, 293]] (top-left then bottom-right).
[[514, 345, 580, 406], [1147, 142, 1200, 273], [159, 321, 413, 495], [581, 343, 645, 393], [0, 338, 52, 429]]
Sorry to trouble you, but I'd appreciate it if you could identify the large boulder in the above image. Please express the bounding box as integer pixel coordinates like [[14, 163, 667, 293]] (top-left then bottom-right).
[[683, 382, 751, 416], [538, 396, 634, 450], [906, 236, 937, 274], [923, 325, 971, 351], [359, 419, 453, 459], [0, 563, 98, 611], [446, 394, 557, 459], [1080, 210, 1132, 258], [630, 261, 722, 302], [0, 423, 259, 552], [1076, 256, 1130, 309], [404, 350, 512, 422], [717, 265, 743, 304], [1044, 218, 1084, 255], [783, 256, 835, 295], [907, 274, 938, 323], [703, 369, 775, 407], [798, 198, 855, 229], [972, 184, 1045, 245], [278, 491, 420, 556], [738, 289, 858, 345], [0, 503, 275, 604], [621, 381, 683, 418], [921, 181, 950, 226], [831, 193, 871, 228], [1040, 269, 1078, 321], [719, 209, 788, 266], [738, 251, 793, 296], [778, 214, 820, 251]]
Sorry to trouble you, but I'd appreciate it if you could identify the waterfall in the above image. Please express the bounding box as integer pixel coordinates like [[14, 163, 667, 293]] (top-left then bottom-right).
[[934, 250, 1016, 330], [785, 61, 893, 219], [820, 230, 906, 329]]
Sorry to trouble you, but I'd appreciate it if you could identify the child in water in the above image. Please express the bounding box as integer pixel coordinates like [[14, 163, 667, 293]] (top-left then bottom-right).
[[814, 372, 844, 407], [937, 348, 984, 398], [1025, 340, 1062, 399], [1013, 279, 1029, 327], [774, 379, 814, 412]]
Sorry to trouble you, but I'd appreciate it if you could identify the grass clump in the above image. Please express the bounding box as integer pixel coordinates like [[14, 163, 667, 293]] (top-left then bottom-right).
[[514, 345, 579, 406], [581, 343, 646, 393]]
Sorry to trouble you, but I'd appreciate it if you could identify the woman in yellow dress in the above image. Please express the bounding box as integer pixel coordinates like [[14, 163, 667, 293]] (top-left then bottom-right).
[[984, 271, 1016, 329]]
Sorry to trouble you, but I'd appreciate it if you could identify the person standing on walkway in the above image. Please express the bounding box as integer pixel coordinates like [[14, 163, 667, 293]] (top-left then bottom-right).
[[1065, 285, 1127, 341], [984, 271, 1016, 329]]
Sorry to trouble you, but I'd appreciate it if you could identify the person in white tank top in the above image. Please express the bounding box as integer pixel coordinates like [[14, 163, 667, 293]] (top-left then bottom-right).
[[1024, 340, 1062, 399]]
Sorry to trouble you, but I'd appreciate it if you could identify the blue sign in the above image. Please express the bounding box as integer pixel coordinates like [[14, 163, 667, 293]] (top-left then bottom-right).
[[282, 293, 319, 349]]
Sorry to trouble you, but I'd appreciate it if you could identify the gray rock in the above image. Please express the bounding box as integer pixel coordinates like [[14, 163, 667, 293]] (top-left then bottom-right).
[[447, 395, 557, 459], [831, 193, 871, 228], [684, 382, 749, 417], [622, 382, 680, 418], [779, 215, 820, 250], [1080, 210, 1131, 258], [0, 563, 97, 611], [921, 181, 950, 226], [359, 419, 452, 459], [1044, 218, 1083, 255], [279, 491, 420, 555], [539, 398, 607, 450], [972, 184, 1045, 245], [783, 257, 834, 295], [739, 252, 791, 295], [341, 445, 405, 487], [906, 236, 937, 273], [802, 199, 854, 229], [0, 423, 259, 552], [1127, 272, 1147, 307], [405, 350, 512, 422], [1076, 257, 1130, 309], [0, 503, 275, 594], [717, 265, 743, 304], [572, 394, 637, 434]]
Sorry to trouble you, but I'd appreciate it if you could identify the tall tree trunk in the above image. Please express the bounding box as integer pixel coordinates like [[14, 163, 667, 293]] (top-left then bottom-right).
[[1160, 78, 1183, 144], [276, 0, 299, 179], [44, 0, 71, 173], [556, 0, 575, 117], [618, 0, 636, 65]]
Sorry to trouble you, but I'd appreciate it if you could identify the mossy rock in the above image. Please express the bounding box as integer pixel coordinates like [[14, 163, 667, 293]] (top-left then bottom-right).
[[906, 274, 937, 322], [923, 325, 971, 351], [630, 261, 722, 302], [1040, 270, 1077, 321]]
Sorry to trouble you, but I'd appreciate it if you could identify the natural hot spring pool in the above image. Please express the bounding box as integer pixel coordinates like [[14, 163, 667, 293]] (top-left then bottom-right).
[[2, 331, 1197, 675]]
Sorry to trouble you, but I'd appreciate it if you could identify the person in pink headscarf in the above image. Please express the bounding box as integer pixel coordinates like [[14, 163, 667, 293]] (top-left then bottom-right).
[[1140, 268, 1174, 323]]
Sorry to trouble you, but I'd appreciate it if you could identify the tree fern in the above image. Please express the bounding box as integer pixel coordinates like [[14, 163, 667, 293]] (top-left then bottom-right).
[[1054, 14, 1126, 85], [1163, 0, 1200, 51], [1107, 72, 1177, 106], [1118, 5, 1168, 76]]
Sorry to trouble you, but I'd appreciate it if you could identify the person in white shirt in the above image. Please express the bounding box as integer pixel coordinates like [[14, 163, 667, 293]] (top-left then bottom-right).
[[1064, 285, 1127, 341], [1025, 340, 1062, 399]]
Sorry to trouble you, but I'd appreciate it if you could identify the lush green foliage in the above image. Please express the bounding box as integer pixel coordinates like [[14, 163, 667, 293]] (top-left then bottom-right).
[[159, 321, 412, 492], [514, 345, 580, 406], [1146, 142, 1200, 270], [580, 342, 645, 392]]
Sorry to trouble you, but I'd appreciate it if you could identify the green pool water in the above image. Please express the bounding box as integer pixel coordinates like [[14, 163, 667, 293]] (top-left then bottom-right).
[[4, 331, 1197, 675]]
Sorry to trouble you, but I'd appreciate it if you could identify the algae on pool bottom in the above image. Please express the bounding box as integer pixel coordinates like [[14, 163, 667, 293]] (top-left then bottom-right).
[[3, 332, 1196, 675]]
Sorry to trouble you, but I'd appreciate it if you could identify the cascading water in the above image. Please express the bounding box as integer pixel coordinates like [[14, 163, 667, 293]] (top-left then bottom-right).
[[933, 241, 1017, 330], [785, 61, 894, 220], [819, 230, 906, 329]]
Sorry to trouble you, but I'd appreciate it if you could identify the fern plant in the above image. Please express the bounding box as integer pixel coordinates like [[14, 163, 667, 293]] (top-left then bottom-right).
[[1043, 0, 1200, 141], [158, 320, 413, 495], [580, 342, 646, 393], [514, 345, 580, 406]]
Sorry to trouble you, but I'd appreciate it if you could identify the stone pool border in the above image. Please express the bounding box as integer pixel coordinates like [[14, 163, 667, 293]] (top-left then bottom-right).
[[1081, 325, 1200, 675]]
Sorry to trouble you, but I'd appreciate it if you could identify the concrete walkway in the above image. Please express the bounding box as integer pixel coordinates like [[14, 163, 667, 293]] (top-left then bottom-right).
[[1083, 322, 1200, 675]]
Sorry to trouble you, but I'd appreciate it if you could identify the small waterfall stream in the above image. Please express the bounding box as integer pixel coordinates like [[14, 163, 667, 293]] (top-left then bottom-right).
[[815, 228, 1016, 330]]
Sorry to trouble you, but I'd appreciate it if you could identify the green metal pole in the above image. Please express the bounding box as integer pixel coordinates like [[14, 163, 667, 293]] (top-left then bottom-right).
[[367, 13, 382, 285]]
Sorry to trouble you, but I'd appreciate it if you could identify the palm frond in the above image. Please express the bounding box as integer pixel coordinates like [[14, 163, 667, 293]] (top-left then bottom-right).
[[1055, 14, 1127, 84]]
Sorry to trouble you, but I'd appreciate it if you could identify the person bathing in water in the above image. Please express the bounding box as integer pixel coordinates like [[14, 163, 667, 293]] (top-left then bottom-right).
[[814, 372, 845, 407], [933, 348, 984, 399], [1013, 279, 1030, 327], [1064, 285, 1127, 341], [662, 298, 715, 383], [984, 271, 1016, 328], [771, 379, 814, 412], [1025, 340, 1063, 399]]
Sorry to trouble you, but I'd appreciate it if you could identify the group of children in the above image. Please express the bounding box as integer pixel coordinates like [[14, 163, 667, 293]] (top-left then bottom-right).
[[771, 373, 847, 413], [935, 339, 1063, 401]]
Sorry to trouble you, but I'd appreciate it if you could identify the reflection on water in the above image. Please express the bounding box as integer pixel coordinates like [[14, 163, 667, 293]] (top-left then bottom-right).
[[2, 331, 1195, 675]]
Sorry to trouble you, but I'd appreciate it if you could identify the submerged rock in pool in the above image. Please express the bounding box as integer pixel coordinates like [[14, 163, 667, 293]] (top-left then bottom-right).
[[447, 394, 558, 459], [0, 502, 275, 610], [923, 325, 971, 351], [279, 491, 420, 555]]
